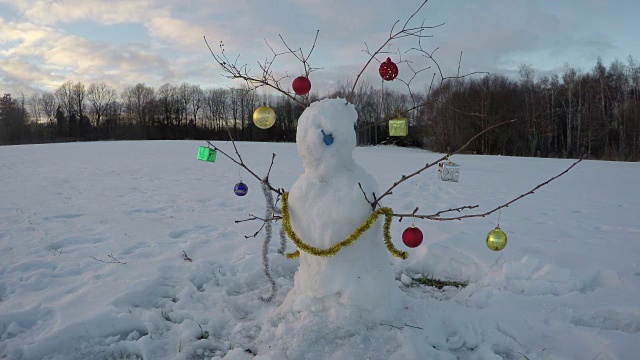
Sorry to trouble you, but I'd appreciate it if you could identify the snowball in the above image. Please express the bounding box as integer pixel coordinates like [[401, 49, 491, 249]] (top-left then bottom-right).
[[222, 348, 253, 360], [591, 269, 629, 289], [126, 330, 141, 341], [400, 274, 413, 286]]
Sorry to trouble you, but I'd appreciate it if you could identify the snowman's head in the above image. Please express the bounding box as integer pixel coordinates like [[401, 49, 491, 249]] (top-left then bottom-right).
[[296, 98, 358, 175]]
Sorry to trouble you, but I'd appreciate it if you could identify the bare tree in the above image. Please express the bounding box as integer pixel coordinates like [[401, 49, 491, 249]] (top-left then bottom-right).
[[121, 83, 155, 136], [157, 83, 177, 134], [88, 82, 117, 127], [41, 92, 57, 124], [72, 82, 87, 136], [204, 88, 229, 132], [28, 92, 43, 124], [55, 81, 75, 118], [187, 84, 204, 128]]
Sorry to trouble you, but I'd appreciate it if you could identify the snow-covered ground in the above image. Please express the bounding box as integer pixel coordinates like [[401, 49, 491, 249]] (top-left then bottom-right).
[[1, 140, 639, 360]]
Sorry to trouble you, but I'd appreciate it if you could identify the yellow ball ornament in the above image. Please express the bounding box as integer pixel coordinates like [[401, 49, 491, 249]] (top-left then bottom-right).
[[253, 104, 276, 129], [486, 226, 507, 251]]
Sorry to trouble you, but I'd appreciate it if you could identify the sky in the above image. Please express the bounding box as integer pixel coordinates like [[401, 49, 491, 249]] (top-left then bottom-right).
[[1, 0, 639, 97]]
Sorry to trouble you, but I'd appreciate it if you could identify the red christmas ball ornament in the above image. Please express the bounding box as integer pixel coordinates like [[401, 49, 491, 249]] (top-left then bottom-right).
[[402, 225, 423, 248], [379, 57, 399, 81], [292, 76, 312, 95]]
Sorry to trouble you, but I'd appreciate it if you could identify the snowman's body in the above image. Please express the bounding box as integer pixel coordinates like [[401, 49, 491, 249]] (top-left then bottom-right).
[[283, 98, 401, 320]]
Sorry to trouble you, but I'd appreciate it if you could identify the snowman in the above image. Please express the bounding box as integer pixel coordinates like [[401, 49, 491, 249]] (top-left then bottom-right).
[[281, 98, 403, 322]]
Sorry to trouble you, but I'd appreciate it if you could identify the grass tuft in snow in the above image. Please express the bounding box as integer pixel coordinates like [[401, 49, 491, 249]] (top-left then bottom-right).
[[413, 275, 468, 289], [196, 321, 209, 340]]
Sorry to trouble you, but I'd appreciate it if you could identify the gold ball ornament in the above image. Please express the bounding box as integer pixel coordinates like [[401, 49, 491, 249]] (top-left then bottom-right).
[[486, 226, 507, 251], [252, 104, 276, 129]]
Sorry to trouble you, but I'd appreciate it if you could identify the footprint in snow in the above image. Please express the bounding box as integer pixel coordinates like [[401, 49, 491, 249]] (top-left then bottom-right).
[[571, 309, 640, 334], [41, 213, 83, 220], [168, 229, 191, 239], [125, 207, 168, 215]]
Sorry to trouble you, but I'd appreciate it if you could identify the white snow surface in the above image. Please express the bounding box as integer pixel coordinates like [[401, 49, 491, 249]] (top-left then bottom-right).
[[1, 139, 640, 359]]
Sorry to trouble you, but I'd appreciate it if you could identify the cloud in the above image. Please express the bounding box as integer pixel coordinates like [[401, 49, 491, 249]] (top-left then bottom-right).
[[4, 0, 170, 25], [425, 0, 619, 77], [0, 0, 637, 97], [0, 18, 174, 94], [146, 17, 212, 50]]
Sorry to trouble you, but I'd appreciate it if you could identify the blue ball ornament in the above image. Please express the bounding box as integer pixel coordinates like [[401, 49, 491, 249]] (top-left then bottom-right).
[[234, 182, 249, 196]]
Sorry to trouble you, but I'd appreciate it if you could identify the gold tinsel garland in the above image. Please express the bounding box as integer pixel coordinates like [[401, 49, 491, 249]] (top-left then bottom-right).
[[281, 192, 408, 260]]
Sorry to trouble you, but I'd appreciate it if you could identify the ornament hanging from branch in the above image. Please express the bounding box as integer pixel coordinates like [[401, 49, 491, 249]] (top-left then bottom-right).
[[253, 104, 276, 129], [234, 182, 249, 196], [389, 115, 408, 137], [402, 225, 423, 248], [486, 226, 507, 251], [439, 161, 460, 182], [379, 57, 399, 81], [292, 76, 311, 96], [196, 146, 217, 162]]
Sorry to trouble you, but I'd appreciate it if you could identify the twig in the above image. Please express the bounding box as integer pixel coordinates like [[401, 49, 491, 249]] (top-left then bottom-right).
[[266, 153, 276, 181], [182, 250, 193, 262], [235, 214, 282, 224], [381, 323, 402, 331], [278, 30, 322, 79], [358, 182, 374, 207], [245, 221, 268, 239], [90, 253, 126, 264], [380, 323, 424, 331], [404, 323, 424, 330]]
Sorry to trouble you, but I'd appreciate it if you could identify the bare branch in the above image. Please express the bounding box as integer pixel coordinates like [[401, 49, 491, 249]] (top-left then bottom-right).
[[245, 221, 268, 239], [395, 157, 584, 221], [279, 30, 321, 78], [204, 31, 320, 108], [380, 323, 424, 331], [404, 323, 424, 330], [358, 182, 375, 207], [266, 153, 276, 181], [393, 204, 480, 219], [372, 119, 517, 207], [381, 323, 402, 331], [347, 0, 446, 102], [448, 106, 493, 118], [235, 214, 282, 224]]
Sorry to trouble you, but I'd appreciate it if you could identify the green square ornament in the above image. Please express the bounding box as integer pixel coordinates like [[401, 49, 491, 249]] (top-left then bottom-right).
[[389, 117, 408, 136], [197, 146, 217, 162]]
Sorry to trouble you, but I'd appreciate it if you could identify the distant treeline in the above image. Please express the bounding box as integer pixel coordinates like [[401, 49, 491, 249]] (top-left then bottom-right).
[[1, 56, 639, 161]]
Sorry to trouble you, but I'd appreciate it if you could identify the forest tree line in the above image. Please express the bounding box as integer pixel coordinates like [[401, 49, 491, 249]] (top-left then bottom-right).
[[1, 56, 639, 161]]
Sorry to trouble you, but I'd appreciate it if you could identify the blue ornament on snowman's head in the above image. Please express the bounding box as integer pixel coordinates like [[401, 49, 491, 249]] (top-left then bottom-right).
[[234, 182, 248, 196], [321, 129, 334, 145]]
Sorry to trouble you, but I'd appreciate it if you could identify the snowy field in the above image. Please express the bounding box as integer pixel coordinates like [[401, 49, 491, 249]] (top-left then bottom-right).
[[1, 140, 639, 359]]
